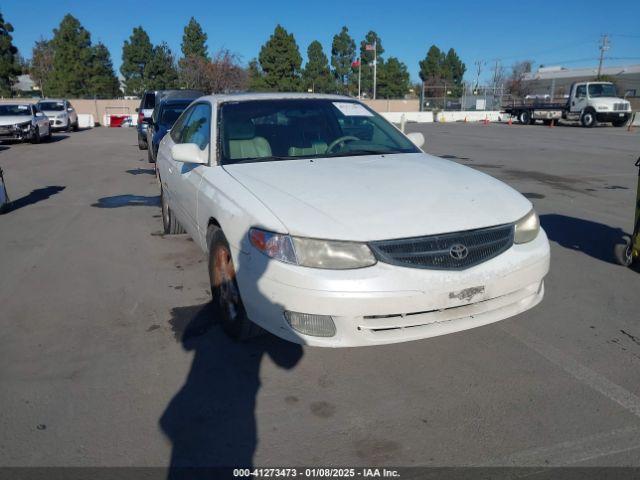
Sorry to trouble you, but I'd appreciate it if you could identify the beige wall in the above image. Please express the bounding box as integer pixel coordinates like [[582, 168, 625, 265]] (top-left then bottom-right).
[[0, 98, 139, 125], [2, 97, 420, 121]]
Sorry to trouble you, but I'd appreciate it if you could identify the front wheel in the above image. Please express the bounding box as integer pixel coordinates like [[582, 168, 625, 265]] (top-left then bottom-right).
[[30, 126, 40, 144], [138, 133, 148, 150], [208, 226, 261, 340], [581, 109, 596, 128], [161, 188, 185, 235], [614, 236, 634, 267]]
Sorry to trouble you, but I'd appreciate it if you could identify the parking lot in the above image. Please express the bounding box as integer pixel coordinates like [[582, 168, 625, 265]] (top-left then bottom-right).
[[1, 123, 639, 468]]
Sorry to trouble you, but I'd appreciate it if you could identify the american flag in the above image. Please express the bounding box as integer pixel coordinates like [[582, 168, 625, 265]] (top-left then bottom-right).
[[364, 44, 375, 51]]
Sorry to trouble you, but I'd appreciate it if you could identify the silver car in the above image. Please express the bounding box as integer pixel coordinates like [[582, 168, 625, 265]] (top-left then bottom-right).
[[0, 103, 51, 143], [37, 99, 78, 131]]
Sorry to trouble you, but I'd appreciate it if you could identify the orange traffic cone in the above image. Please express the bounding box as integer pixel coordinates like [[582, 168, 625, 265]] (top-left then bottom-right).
[[464, 116, 467, 123], [549, 119, 555, 128], [508, 117, 512, 126]]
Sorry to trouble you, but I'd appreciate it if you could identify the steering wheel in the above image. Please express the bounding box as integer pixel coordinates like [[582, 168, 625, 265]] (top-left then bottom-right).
[[326, 135, 360, 154]]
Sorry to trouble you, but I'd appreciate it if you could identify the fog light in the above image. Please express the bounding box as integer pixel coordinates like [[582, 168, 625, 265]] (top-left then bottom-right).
[[284, 311, 336, 337]]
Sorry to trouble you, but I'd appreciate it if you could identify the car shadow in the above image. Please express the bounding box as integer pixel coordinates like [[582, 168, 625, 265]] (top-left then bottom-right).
[[159, 230, 304, 477], [3, 185, 66, 213], [125, 168, 156, 176], [540, 213, 630, 264], [48, 134, 70, 143], [91, 194, 160, 208]]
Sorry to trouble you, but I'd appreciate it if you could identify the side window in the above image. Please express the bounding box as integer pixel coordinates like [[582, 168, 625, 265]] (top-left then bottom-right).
[[170, 106, 195, 143], [180, 103, 211, 151], [575, 85, 586, 98]]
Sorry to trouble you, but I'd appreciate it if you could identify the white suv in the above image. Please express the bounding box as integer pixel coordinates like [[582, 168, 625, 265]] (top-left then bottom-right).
[[37, 99, 78, 131]]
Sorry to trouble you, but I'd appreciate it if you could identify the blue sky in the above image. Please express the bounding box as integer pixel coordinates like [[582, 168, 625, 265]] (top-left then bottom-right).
[[3, 0, 640, 83]]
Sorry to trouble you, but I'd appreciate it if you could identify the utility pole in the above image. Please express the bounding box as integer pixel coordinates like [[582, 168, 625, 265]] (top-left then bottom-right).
[[357, 57, 361, 99], [597, 34, 609, 78], [373, 40, 377, 100]]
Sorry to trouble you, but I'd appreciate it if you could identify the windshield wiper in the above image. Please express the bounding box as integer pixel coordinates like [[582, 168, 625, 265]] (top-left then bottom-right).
[[228, 155, 299, 164]]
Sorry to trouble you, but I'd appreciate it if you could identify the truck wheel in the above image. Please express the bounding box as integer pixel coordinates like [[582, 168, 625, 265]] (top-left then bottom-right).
[[161, 188, 185, 235], [518, 111, 531, 125], [581, 109, 596, 128], [614, 236, 634, 267], [148, 146, 155, 163], [208, 226, 262, 340]]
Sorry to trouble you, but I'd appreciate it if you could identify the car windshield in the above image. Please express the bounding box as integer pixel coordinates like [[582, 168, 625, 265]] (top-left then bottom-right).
[[219, 99, 419, 165], [159, 102, 191, 127], [38, 101, 65, 111], [588, 83, 617, 97], [0, 105, 31, 116]]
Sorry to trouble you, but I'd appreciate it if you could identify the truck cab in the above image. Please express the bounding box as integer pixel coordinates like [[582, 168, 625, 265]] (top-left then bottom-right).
[[567, 81, 631, 127]]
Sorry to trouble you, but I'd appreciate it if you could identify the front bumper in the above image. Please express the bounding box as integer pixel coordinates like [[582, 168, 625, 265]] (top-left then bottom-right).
[[595, 112, 630, 122], [235, 229, 551, 347], [48, 117, 69, 130], [0, 127, 33, 142]]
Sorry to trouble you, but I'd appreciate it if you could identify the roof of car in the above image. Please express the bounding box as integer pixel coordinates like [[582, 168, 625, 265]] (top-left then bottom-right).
[[199, 92, 354, 103]]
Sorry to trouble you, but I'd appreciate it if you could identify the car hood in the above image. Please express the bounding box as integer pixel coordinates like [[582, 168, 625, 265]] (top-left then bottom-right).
[[223, 153, 532, 242], [0, 116, 32, 126], [41, 110, 66, 116]]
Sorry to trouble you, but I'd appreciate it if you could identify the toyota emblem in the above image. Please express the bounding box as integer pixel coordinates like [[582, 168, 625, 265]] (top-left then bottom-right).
[[449, 244, 469, 260]]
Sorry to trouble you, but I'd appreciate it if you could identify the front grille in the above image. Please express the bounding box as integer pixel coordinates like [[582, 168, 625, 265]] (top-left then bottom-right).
[[369, 224, 514, 270], [614, 103, 627, 111]]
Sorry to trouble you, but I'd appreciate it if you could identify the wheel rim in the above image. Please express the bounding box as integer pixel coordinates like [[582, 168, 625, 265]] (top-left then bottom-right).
[[624, 243, 633, 264], [584, 113, 593, 125], [213, 245, 240, 321]]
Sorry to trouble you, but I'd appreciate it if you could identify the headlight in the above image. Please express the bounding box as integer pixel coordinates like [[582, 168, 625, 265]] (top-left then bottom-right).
[[249, 228, 376, 269], [514, 209, 540, 244], [56, 113, 67, 119], [14, 121, 31, 131]]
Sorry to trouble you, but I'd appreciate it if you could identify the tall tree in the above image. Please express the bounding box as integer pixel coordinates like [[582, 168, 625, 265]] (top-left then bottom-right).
[[181, 17, 209, 60], [45, 14, 94, 97], [357, 31, 384, 97], [419, 45, 444, 84], [247, 58, 267, 91], [258, 25, 302, 91], [302, 41, 333, 93], [30, 39, 54, 95], [121, 26, 153, 96], [506, 60, 533, 97], [376, 57, 410, 99], [144, 43, 178, 90], [88, 43, 120, 98], [331, 26, 355, 94], [0, 11, 20, 97], [443, 48, 465, 96]]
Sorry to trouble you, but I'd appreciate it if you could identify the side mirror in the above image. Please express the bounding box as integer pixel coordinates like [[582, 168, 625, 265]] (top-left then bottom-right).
[[171, 143, 208, 164], [67, 107, 73, 112], [406, 132, 425, 149]]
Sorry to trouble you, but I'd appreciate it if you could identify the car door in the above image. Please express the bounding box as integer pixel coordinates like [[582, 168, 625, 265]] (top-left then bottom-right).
[[66, 101, 77, 125], [572, 84, 587, 113], [171, 102, 212, 237], [32, 105, 48, 134]]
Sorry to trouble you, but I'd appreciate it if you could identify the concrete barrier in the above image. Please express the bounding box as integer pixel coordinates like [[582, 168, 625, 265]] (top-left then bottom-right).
[[77, 114, 94, 129], [381, 111, 434, 123], [435, 111, 504, 123]]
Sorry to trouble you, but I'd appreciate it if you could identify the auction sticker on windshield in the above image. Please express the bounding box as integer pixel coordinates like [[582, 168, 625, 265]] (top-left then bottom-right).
[[332, 102, 373, 117]]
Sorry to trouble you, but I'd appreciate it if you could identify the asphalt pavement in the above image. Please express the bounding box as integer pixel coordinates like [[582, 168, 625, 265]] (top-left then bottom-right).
[[0, 123, 639, 468]]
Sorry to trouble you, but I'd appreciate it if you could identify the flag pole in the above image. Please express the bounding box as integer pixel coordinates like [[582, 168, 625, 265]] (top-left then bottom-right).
[[373, 40, 377, 100]]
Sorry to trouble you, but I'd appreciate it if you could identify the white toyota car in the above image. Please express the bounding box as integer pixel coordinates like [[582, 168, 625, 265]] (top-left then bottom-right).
[[157, 93, 550, 347]]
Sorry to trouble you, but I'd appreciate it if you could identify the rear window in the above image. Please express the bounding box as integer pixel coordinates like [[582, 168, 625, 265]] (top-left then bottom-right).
[[142, 93, 156, 109]]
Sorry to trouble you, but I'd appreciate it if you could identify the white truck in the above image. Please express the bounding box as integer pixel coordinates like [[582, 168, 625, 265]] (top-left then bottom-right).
[[503, 81, 632, 127]]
